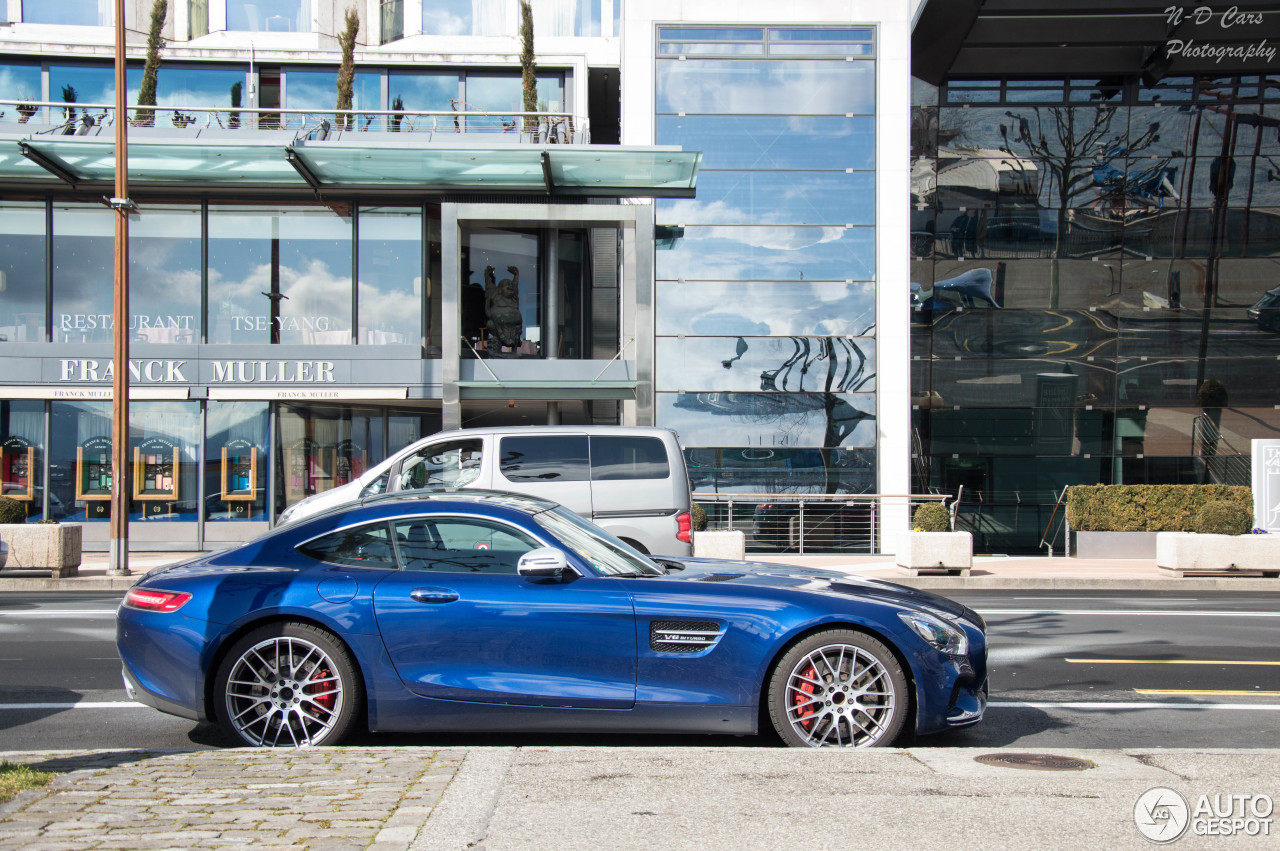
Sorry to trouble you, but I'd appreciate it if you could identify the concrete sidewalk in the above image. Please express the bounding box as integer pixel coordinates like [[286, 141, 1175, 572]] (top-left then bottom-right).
[[3, 550, 1280, 591], [1, 745, 1275, 849]]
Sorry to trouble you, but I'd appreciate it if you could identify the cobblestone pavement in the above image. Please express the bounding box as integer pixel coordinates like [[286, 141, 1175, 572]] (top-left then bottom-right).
[[0, 748, 464, 850]]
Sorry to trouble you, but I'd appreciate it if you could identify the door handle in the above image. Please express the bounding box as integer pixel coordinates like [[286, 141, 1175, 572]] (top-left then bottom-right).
[[410, 587, 459, 604]]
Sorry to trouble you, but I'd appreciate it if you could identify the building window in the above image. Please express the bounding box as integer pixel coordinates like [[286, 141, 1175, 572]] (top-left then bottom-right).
[[422, 0, 605, 38], [22, 0, 112, 26], [380, 0, 403, 43], [206, 401, 269, 522], [1, 401, 48, 520], [227, 0, 310, 32], [0, 202, 47, 344], [52, 204, 113, 344], [189, 0, 210, 37], [208, 205, 353, 345], [129, 205, 201, 344], [358, 207, 424, 346]]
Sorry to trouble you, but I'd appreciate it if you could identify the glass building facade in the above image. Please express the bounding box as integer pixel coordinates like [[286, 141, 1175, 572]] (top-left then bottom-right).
[[654, 27, 879, 500], [911, 75, 1280, 552]]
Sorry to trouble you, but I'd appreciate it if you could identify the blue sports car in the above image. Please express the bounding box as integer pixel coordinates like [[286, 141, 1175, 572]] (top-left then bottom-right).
[[117, 490, 987, 748]]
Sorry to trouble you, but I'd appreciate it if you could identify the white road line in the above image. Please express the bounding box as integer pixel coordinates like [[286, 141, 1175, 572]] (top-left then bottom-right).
[[978, 609, 1280, 617], [0, 701, 144, 710], [991, 700, 1280, 711]]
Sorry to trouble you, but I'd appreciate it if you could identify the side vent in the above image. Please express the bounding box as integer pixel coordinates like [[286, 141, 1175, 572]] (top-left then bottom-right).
[[650, 620, 724, 653]]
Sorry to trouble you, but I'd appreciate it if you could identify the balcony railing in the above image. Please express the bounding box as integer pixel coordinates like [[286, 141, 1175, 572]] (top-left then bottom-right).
[[696, 492, 951, 555], [0, 100, 590, 142]]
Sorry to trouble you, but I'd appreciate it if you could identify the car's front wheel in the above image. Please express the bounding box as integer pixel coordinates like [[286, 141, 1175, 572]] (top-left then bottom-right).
[[767, 629, 908, 747], [213, 622, 362, 748]]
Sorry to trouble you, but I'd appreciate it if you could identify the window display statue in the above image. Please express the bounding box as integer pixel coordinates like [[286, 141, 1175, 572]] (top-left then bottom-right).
[[484, 265, 523, 353]]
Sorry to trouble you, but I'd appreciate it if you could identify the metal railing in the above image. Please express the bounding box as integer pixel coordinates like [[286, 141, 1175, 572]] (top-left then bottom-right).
[[0, 99, 590, 142], [1191, 412, 1252, 487], [695, 492, 951, 555]]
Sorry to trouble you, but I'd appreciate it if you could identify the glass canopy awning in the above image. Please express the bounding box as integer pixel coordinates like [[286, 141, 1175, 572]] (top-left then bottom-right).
[[0, 133, 701, 196]]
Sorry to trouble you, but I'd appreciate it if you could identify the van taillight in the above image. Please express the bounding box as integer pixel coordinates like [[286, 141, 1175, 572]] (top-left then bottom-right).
[[676, 511, 692, 543], [123, 589, 192, 612]]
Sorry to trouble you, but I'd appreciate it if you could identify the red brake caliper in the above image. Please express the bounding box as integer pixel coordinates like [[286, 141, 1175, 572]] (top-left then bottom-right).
[[308, 667, 336, 711], [794, 663, 817, 729]]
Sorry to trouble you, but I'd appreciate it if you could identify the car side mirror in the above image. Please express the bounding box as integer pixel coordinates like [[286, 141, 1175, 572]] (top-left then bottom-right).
[[517, 546, 573, 578]]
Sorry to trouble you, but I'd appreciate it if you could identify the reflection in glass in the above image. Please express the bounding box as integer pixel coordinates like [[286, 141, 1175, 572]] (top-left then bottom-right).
[[924, 309, 1116, 359], [685, 447, 874, 494], [389, 72, 457, 113], [657, 337, 875, 393], [208, 206, 353, 345], [0, 202, 46, 343], [928, 359, 1114, 409], [659, 172, 874, 226], [657, 59, 874, 115], [206, 402, 269, 522], [22, 0, 109, 25], [52, 204, 112, 343], [277, 404, 386, 512], [228, 0, 310, 32], [284, 68, 380, 111], [126, 65, 247, 113], [423, 0, 512, 35], [129, 205, 201, 343], [0, 64, 43, 124], [920, 407, 1112, 457], [462, 228, 539, 356], [655, 226, 874, 282], [657, 392, 876, 448], [358, 207, 423, 346], [656, 115, 874, 171], [655, 281, 873, 337]]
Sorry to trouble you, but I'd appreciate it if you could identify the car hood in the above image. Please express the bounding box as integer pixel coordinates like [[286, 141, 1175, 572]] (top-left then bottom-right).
[[653, 556, 978, 623]]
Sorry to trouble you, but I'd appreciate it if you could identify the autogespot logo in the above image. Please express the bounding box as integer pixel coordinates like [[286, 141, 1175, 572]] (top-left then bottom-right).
[[1135, 787, 1191, 843]]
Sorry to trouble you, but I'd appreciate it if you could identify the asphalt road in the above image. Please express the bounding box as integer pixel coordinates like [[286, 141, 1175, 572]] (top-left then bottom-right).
[[1, 589, 1278, 751]]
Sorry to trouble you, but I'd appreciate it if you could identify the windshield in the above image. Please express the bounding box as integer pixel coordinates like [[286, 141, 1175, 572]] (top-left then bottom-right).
[[534, 507, 665, 577]]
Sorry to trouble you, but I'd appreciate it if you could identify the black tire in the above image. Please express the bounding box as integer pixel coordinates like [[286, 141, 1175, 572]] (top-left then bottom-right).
[[213, 622, 363, 748], [766, 629, 909, 748]]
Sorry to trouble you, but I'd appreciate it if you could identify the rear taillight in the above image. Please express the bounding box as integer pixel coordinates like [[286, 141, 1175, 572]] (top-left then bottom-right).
[[676, 511, 692, 544], [123, 589, 192, 613]]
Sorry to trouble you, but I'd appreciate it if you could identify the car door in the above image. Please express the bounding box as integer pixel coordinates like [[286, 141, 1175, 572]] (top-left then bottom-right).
[[371, 514, 637, 709]]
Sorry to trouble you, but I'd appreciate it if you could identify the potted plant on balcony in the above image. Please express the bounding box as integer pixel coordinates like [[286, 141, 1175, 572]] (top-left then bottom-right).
[[0, 495, 82, 577], [897, 503, 972, 576], [1156, 500, 1279, 578]]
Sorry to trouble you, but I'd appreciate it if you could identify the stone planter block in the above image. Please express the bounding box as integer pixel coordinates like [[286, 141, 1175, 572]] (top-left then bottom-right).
[[0, 524, 83, 578], [1156, 531, 1280, 577], [694, 530, 746, 560], [897, 531, 972, 576], [1072, 531, 1158, 559]]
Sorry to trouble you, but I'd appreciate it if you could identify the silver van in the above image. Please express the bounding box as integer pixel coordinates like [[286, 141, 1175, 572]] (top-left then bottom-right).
[[277, 426, 694, 555]]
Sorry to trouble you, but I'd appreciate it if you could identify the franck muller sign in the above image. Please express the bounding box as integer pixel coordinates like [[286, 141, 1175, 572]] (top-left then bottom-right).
[[1255, 440, 1280, 533], [57, 359, 337, 384]]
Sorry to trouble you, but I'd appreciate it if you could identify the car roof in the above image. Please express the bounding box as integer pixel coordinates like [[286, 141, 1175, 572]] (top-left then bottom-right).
[[359, 487, 560, 512]]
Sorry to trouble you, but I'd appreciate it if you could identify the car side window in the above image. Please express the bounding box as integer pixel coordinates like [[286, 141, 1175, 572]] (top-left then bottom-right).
[[589, 436, 670, 480], [499, 435, 588, 482], [392, 517, 541, 574], [297, 521, 396, 569], [395, 439, 483, 491], [359, 473, 389, 498]]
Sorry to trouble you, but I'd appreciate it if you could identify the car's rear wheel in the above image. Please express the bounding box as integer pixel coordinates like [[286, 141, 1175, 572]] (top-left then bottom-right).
[[213, 622, 362, 748], [767, 629, 908, 748]]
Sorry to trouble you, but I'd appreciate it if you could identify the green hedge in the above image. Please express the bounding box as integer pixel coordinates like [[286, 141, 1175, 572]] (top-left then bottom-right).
[[1066, 485, 1253, 532]]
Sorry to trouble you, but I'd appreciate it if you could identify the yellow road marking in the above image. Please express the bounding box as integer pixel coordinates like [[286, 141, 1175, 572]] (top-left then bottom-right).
[[1134, 689, 1280, 696], [1066, 658, 1280, 666]]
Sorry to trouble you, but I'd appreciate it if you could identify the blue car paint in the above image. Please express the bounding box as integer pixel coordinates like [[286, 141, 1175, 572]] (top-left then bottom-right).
[[118, 494, 987, 741]]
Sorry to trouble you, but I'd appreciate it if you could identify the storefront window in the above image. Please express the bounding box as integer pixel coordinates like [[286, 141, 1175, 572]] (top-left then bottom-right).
[[206, 402, 269, 522], [358, 207, 423, 346], [227, 0, 311, 32], [462, 227, 539, 357], [0, 202, 47, 343], [128, 401, 199, 522], [52, 204, 112, 344], [277, 404, 384, 512], [129, 205, 201, 344], [208, 205, 353, 345], [50, 400, 112, 522], [1, 401, 48, 520]]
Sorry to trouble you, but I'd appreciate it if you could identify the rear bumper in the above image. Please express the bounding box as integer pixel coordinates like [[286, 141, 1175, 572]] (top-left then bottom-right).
[[122, 662, 205, 723]]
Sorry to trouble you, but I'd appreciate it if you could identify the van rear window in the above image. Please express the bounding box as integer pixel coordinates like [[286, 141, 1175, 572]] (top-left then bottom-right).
[[590, 436, 670, 481]]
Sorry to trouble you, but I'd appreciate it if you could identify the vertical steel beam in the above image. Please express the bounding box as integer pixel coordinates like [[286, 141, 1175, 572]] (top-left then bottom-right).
[[441, 205, 461, 430]]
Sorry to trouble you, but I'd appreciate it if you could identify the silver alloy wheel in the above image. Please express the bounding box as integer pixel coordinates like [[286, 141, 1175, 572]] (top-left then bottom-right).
[[783, 642, 896, 747], [224, 635, 345, 747]]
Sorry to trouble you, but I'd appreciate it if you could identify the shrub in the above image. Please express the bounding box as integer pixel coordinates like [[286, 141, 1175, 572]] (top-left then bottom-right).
[[1192, 500, 1252, 536], [912, 503, 951, 532], [0, 496, 26, 525], [1065, 484, 1252, 532], [691, 503, 708, 532]]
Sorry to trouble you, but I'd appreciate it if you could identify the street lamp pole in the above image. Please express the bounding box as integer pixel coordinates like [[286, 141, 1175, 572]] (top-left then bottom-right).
[[108, 0, 131, 576]]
